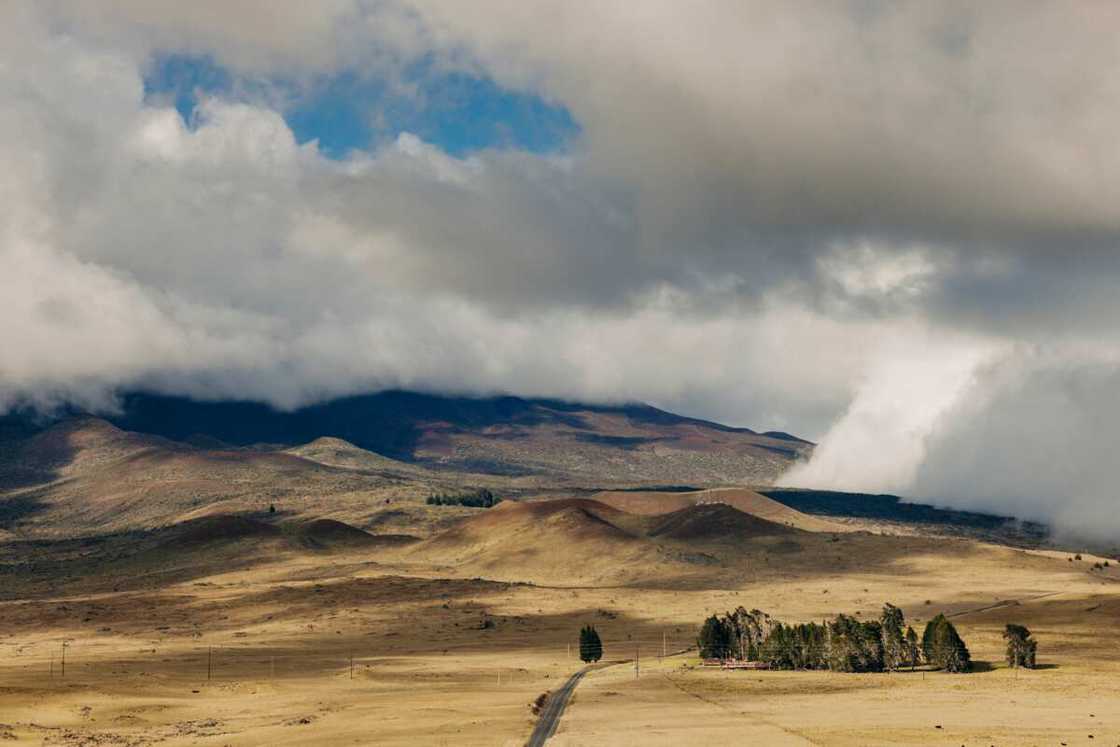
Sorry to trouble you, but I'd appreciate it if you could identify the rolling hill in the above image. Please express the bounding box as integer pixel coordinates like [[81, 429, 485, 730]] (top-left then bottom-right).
[[592, 487, 847, 533]]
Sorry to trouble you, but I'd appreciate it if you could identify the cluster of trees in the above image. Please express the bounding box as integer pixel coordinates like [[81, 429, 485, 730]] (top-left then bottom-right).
[[698, 603, 972, 673], [1003, 624, 1037, 669], [579, 625, 603, 663], [425, 488, 502, 508], [697, 607, 775, 661]]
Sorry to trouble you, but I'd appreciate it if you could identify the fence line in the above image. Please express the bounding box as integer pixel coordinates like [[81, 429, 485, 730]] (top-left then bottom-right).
[[0, 637, 699, 685]]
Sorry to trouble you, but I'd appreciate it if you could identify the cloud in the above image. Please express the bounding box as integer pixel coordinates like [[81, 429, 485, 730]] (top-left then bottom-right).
[[4, 2, 1120, 537], [911, 351, 1120, 543], [779, 329, 1006, 493], [410, 1, 1120, 240], [0, 5, 873, 431]]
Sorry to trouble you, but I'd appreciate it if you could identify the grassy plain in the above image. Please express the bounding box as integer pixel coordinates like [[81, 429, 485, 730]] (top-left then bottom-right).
[[2, 508, 1118, 746]]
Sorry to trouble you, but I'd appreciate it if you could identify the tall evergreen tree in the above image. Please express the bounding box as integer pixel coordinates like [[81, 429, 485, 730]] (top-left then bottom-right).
[[904, 626, 920, 669], [921, 615, 937, 662], [579, 625, 603, 662], [697, 615, 732, 659], [760, 622, 794, 669], [880, 604, 906, 671], [922, 615, 971, 672]]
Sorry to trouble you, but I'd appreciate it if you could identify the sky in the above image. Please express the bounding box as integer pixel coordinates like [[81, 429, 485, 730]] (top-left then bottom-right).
[[4, 1, 1120, 539]]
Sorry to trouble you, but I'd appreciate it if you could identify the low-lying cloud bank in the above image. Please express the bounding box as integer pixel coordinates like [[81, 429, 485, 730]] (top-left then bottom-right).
[[4, 2, 1120, 538], [784, 349, 1120, 543]]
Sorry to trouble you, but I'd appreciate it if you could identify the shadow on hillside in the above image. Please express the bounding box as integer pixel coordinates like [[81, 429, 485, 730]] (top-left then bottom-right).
[[0, 415, 84, 492], [0, 489, 50, 529]]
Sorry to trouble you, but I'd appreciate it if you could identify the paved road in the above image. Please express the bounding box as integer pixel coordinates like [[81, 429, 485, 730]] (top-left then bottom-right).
[[526, 649, 692, 746], [525, 663, 608, 747]]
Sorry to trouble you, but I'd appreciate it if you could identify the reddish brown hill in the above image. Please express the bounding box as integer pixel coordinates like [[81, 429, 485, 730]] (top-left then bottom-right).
[[647, 503, 799, 541], [593, 487, 848, 533], [293, 518, 419, 550], [432, 498, 635, 544], [160, 514, 282, 549]]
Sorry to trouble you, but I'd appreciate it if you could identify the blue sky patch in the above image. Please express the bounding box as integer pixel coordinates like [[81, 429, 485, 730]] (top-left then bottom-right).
[[143, 53, 579, 158]]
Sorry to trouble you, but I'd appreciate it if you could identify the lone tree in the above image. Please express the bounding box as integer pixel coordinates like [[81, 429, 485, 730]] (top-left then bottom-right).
[[1003, 624, 1037, 669], [922, 614, 971, 673], [579, 625, 603, 663]]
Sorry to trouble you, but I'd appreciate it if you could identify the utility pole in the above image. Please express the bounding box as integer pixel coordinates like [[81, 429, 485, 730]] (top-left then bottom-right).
[[349, 653, 354, 680], [50, 650, 53, 679], [635, 644, 640, 678], [662, 631, 667, 660], [207, 646, 212, 682], [61, 642, 67, 679]]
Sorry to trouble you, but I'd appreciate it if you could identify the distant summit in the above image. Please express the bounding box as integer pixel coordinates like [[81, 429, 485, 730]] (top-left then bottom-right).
[[3, 390, 813, 485]]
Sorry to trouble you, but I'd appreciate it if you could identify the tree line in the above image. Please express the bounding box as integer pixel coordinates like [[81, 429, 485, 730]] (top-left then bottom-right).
[[425, 488, 503, 508], [697, 603, 991, 673]]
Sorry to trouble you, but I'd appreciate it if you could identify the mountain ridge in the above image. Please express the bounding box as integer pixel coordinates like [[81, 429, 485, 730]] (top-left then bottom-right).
[[1, 390, 812, 485]]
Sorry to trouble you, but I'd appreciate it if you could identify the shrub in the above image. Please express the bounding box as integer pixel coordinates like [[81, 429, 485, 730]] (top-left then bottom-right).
[[426, 489, 503, 508]]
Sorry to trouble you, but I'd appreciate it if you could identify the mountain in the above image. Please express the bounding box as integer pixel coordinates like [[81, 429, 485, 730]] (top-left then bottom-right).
[[4, 390, 812, 486]]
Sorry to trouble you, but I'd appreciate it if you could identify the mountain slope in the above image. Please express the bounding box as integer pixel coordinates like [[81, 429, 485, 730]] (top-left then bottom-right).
[[69, 390, 812, 485], [0, 418, 437, 538]]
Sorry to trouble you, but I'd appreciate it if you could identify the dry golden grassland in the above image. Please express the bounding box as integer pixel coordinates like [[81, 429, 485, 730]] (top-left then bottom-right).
[[1, 506, 1118, 746]]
